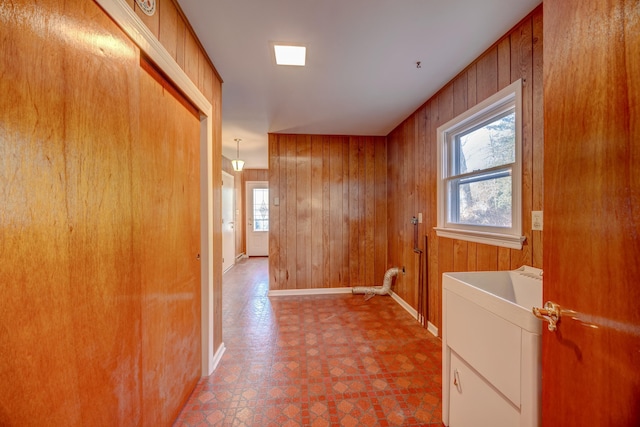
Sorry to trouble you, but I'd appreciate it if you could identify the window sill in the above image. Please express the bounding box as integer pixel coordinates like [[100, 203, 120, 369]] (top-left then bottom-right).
[[434, 227, 525, 250]]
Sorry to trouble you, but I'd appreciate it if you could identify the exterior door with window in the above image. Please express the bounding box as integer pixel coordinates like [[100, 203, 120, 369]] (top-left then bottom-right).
[[246, 181, 269, 256]]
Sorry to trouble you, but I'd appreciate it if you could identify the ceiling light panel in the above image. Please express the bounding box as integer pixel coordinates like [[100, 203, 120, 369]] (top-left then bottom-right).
[[273, 44, 306, 66]]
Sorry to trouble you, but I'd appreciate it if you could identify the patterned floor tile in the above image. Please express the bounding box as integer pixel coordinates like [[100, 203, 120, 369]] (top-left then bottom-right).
[[174, 257, 443, 427]]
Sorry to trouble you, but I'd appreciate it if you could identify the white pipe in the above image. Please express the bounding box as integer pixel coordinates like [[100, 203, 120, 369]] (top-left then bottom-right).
[[352, 267, 400, 296]]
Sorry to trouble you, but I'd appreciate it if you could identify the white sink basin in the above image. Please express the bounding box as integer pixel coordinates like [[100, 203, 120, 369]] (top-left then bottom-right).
[[443, 266, 543, 334]]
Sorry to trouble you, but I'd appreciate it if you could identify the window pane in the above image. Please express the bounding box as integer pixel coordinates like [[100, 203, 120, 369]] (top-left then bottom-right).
[[253, 188, 269, 232], [450, 175, 512, 227], [454, 111, 515, 175]]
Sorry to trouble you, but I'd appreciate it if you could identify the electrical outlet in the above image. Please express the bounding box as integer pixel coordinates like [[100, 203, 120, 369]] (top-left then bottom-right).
[[532, 211, 543, 231]]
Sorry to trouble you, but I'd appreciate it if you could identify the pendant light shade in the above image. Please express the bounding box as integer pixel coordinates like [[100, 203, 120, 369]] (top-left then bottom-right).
[[232, 138, 244, 172]]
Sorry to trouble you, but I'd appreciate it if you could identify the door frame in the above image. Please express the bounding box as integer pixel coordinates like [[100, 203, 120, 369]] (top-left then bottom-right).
[[95, 0, 222, 376], [222, 171, 235, 272]]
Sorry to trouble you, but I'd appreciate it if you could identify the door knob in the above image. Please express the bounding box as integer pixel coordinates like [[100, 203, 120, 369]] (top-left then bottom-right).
[[532, 301, 562, 331]]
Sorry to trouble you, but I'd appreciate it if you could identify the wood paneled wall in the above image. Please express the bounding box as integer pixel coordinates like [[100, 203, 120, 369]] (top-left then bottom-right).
[[269, 135, 387, 290], [387, 5, 543, 332], [0, 0, 222, 425], [127, 0, 221, 104]]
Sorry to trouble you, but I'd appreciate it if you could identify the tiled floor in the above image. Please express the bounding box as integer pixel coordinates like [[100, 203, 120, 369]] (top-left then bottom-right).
[[174, 257, 443, 427]]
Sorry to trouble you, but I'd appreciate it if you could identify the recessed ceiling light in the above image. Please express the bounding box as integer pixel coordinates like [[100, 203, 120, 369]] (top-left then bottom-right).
[[273, 44, 306, 66]]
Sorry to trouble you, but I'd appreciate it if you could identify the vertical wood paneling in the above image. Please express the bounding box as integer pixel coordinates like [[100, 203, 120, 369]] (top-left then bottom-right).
[[278, 137, 288, 288], [427, 101, 440, 328], [511, 17, 534, 269], [322, 139, 332, 284], [159, 0, 178, 60], [498, 37, 512, 90], [386, 6, 543, 333], [374, 138, 387, 283], [269, 135, 386, 290], [0, 0, 221, 423], [184, 30, 199, 87], [285, 136, 298, 288], [311, 137, 324, 288], [476, 47, 498, 103], [296, 136, 311, 287], [348, 137, 360, 285], [364, 137, 376, 286], [175, 16, 186, 69], [268, 135, 281, 287], [531, 10, 544, 270]]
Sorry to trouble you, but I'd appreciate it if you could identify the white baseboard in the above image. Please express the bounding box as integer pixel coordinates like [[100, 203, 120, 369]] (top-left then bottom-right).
[[427, 322, 439, 337], [268, 287, 352, 297], [390, 291, 418, 318], [390, 291, 439, 338], [210, 342, 225, 373]]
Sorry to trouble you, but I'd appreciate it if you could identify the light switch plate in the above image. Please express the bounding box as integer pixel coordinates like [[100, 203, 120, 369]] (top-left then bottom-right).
[[532, 211, 543, 231]]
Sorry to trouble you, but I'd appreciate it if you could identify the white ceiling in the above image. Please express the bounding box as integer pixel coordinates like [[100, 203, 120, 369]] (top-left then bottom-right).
[[177, 0, 541, 169]]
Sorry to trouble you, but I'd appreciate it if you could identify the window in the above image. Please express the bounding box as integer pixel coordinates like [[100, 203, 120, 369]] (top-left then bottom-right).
[[436, 79, 525, 249], [253, 188, 269, 231]]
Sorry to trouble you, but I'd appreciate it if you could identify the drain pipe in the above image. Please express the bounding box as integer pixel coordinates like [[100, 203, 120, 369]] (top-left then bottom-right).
[[352, 267, 401, 296]]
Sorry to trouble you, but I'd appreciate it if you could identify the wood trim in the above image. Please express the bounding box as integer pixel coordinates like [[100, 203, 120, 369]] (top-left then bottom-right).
[[140, 55, 199, 118], [95, 0, 211, 117]]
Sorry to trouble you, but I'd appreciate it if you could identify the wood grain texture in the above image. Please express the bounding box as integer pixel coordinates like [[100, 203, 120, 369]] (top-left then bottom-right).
[[543, 0, 640, 425], [0, 3, 140, 424], [158, 0, 178, 60], [269, 135, 387, 290], [386, 5, 543, 332], [0, 0, 216, 424], [138, 58, 201, 425]]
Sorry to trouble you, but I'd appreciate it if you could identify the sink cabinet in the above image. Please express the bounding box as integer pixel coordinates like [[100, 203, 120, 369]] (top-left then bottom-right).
[[442, 268, 542, 427]]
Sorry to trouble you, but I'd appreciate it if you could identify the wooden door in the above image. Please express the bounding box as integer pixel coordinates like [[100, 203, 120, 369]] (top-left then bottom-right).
[[542, 1, 640, 425], [138, 59, 201, 425]]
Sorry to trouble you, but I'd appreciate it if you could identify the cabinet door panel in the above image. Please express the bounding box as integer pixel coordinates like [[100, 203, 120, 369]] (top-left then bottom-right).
[[449, 352, 519, 427]]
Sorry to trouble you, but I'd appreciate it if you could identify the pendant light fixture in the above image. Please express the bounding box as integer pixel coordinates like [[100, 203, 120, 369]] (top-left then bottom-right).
[[232, 138, 245, 172]]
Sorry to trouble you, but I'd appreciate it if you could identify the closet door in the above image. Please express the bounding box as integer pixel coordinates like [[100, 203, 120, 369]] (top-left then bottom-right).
[[137, 59, 202, 425]]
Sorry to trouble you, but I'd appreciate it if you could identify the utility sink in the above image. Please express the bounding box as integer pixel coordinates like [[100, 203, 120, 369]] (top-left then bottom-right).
[[442, 266, 543, 427], [442, 266, 543, 334]]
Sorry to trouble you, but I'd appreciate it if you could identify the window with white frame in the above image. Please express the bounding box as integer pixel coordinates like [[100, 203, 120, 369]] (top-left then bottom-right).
[[436, 79, 525, 249], [252, 188, 269, 231]]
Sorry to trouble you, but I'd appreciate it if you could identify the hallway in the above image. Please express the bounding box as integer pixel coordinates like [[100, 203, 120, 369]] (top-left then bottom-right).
[[174, 258, 443, 426]]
